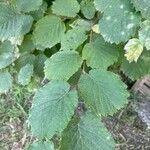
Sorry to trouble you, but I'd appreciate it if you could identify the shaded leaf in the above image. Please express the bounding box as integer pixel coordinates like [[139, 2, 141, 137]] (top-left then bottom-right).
[[15, 53, 36, 71], [34, 54, 47, 77], [132, 0, 150, 20], [19, 35, 35, 53], [0, 41, 18, 69], [29, 141, 54, 150], [0, 70, 12, 94], [80, 0, 96, 19], [18, 64, 34, 86], [30, 1, 47, 21], [121, 51, 150, 80]]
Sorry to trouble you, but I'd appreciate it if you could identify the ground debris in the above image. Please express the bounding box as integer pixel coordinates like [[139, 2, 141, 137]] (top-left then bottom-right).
[[132, 75, 150, 96], [132, 75, 150, 129], [104, 75, 150, 149]]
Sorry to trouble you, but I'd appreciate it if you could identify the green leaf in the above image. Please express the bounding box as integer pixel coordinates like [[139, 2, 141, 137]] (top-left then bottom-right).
[[70, 19, 93, 31], [15, 53, 36, 71], [19, 35, 35, 53], [12, 0, 43, 12], [80, 0, 96, 19], [33, 15, 65, 49], [52, 0, 80, 17], [82, 35, 119, 70], [18, 64, 34, 86], [132, 0, 150, 20], [95, 0, 140, 43], [0, 3, 33, 41], [61, 28, 88, 51], [34, 54, 47, 78], [44, 51, 82, 81], [78, 69, 129, 116], [0, 41, 18, 69], [29, 80, 78, 138], [30, 1, 47, 21], [139, 20, 150, 50], [29, 141, 54, 150], [61, 112, 115, 150], [0, 70, 12, 94], [121, 51, 150, 80]]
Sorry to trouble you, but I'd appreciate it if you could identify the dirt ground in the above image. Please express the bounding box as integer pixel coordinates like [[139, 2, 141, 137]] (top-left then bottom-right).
[[0, 86, 33, 150], [105, 97, 150, 150]]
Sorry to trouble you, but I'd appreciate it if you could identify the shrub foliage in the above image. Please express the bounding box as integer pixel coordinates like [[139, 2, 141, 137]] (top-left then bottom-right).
[[0, 0, 149, 149]]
